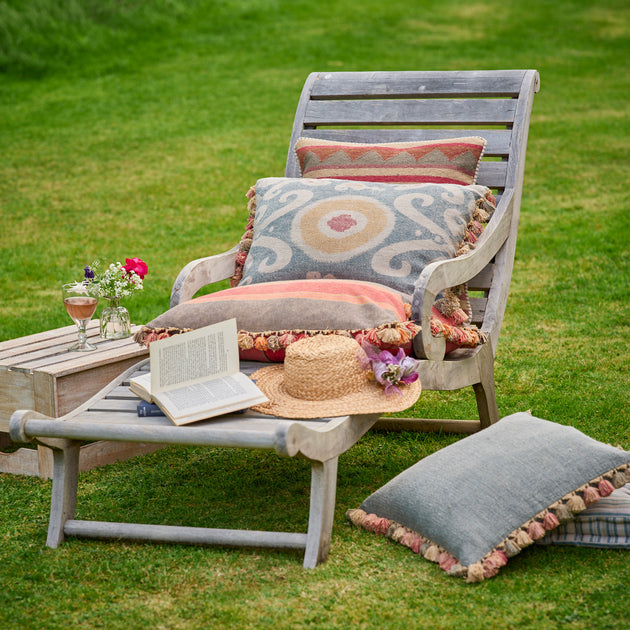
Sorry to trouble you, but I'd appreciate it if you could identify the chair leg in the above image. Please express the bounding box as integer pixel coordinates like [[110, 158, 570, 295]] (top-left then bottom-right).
[[46, 442, 81, 548], [473, 366, 500, 429], [303, 457, 338, 569], [0, 432, 11, 450]]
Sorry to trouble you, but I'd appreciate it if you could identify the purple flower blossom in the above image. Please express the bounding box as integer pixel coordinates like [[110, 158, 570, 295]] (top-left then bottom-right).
[[360, 343, 419, 395], [84, 266, 95, 280]]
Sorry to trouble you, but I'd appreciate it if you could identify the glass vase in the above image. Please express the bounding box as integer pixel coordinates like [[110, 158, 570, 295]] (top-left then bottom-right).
[[100, 297, 131, 339]]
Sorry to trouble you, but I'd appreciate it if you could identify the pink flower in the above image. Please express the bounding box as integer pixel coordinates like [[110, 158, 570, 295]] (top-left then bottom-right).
[[123, 257, 148, 279], [361, 343, 419, 395]]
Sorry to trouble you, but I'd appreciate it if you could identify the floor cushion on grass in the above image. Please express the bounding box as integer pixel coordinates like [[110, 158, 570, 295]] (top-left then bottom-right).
[[538, 483, 630, 549], [294, 136, 487, 185], [347, 413, 630, 582]]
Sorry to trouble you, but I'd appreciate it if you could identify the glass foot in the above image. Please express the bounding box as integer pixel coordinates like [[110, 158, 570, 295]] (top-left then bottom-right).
[[68, 339, 97, 352]]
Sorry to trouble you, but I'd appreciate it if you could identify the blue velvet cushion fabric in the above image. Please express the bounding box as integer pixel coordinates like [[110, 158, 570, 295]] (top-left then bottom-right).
[[351, 413, 630, 581], [238, 177, 493, 298]]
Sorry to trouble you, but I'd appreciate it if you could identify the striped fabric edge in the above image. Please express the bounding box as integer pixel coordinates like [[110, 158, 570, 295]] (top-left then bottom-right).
[[189, 280, 409, 321], [538, 484, 630, 548], [297, 166, 478, 186]]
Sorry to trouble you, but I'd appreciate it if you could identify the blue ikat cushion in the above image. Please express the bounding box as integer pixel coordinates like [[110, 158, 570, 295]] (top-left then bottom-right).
[[237, 177, 494, 298]]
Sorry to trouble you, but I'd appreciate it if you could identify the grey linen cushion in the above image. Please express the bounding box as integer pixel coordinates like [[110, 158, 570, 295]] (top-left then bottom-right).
[[347, 413, 630, 582]]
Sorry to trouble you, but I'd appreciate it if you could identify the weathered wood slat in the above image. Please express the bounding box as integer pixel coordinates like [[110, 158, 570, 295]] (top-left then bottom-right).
[[64, 520, 309, 550], [104, 385, 139, 400], [296, 128, 513, 156], [0, 322, 100, 362], [375, 417, 481, 434], [476, 162, 508, 189], [0, 323, 145, 373], [303, 98, 518, 127], [310, 70, 528, 98], [14, 339, 147, 374], [65, 409, 172, 426], [468, 265, 494, 291], [86, 398, 140, 413], [469, 297, 488, 325]]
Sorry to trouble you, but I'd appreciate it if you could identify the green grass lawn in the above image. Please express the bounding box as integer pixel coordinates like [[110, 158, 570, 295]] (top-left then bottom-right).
[[1, 1, 629, 628]]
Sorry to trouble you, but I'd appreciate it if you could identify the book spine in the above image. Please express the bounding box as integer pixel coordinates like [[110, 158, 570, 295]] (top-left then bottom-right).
[[137, 401, 165, 417]]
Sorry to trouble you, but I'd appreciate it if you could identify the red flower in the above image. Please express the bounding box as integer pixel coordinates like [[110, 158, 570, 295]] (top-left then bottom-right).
[[123, 257, 148, 279]]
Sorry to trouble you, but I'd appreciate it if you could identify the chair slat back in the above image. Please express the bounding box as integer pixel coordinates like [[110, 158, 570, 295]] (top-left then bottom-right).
[[285, 70, 539, 331]]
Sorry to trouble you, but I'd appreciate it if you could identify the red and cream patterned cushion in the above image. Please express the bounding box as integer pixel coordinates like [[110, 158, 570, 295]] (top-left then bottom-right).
[[294, 136, 487, 185]]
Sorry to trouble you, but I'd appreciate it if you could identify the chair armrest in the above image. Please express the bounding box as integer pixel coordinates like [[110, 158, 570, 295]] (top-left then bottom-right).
[[170, 245, 240, 307], [412, 188, 515, 360]]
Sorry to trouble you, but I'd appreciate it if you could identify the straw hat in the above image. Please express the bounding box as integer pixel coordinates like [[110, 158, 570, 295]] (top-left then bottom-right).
[[250, 335, 421, 419]]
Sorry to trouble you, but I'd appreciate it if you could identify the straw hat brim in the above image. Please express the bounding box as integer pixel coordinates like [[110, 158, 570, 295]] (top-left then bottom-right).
[[250, 365, 422, 419]]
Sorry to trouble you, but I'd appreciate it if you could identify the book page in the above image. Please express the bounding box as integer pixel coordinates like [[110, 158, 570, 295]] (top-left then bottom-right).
[[157, 372, 264, 415], [150, 319, 240, 394]]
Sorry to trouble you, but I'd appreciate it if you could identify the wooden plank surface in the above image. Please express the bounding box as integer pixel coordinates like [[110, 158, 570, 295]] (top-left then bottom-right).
[[0, 321, 146, 374], [8, 334, 146, 375], [309, 70, 528, 98], [303, 98, 518, 127], [0, 324, 97, 363], [0, 323, 87, 355]]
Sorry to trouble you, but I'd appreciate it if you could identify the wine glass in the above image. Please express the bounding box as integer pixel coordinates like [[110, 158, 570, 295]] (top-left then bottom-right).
[[62, 283, 98, 351]]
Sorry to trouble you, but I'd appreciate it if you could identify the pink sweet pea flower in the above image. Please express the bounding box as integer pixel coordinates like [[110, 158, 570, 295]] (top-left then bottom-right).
[[123, 257, 148, 279], [360, 343, 419, 395]]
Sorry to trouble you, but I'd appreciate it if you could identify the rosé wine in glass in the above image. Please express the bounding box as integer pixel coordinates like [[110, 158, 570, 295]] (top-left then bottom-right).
[[62, 283, 98, 351], [64, 296, 97, 323]]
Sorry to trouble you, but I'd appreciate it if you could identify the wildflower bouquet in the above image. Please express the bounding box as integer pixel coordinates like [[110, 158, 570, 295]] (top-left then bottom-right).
[[84, 257, 148, 299]]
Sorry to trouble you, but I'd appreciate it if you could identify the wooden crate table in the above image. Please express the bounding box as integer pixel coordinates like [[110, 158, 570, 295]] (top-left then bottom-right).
[[0, 320, 158, 479]]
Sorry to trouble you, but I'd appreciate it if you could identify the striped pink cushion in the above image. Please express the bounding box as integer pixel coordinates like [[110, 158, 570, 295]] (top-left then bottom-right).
[[137, 279, 487, 362], [138, 279, 420, 362], [295, 137, 487, 185]]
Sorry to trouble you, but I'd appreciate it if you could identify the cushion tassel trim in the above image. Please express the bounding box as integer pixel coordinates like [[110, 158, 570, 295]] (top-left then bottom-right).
[[455, 192, 496, 258], [134, 317, 486, 351], [133, 326, 193, 346], [237, 321, 421, 352], [346, 462, 630, 582], [230, 185, 258, 287]]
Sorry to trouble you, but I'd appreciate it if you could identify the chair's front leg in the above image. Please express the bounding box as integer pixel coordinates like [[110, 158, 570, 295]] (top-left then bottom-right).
[[472, 342, 500, 428], [46, 441, 81, 548], [303, 456, 338, 569]]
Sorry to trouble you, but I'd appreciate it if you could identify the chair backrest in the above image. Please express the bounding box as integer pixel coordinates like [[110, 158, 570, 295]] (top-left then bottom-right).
[[284, 70, 539, 344]]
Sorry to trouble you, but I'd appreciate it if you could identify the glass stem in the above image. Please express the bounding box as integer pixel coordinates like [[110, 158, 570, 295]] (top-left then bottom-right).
[[77, 320, 88, 345]]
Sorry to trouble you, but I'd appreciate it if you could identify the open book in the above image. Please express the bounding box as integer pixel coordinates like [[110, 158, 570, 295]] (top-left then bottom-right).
[[129, 319, 268, 425]]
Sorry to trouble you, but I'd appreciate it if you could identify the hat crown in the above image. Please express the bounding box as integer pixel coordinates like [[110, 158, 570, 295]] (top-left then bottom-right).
[[283, 335, 368, 401]]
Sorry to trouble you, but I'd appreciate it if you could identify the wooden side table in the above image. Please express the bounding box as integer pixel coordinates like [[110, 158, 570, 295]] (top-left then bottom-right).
[[0, 321, 159, 478]]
